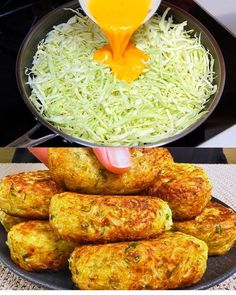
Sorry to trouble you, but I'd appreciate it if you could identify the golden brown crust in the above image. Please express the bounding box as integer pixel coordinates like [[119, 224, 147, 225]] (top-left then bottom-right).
[[7, 221, 76, 271], [174, 201, 236, 255], [0, 171, 64, 219], [48, 148, 173, 195], [0, 209, 29, 232], [49, 192, 172, 243], [147, 163, 212, 220], [69, 231, 208, 290]]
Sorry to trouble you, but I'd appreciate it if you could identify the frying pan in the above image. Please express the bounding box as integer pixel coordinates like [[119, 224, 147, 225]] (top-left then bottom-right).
[[8, 0, 226, 147]]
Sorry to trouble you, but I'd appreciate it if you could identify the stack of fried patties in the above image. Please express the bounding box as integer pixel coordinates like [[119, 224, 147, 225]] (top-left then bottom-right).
[[146, 160, 236, 256], [0, 148, 235, 290], [0, 170, 76, 271]]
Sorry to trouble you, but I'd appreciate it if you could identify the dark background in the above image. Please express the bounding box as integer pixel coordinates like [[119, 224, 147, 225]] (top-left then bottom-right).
[[12, 148, 228, 163], [0, 0, 235, 146]]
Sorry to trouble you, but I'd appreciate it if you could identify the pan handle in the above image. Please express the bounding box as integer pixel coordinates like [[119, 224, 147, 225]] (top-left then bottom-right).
[[6, 123, 58, 147]]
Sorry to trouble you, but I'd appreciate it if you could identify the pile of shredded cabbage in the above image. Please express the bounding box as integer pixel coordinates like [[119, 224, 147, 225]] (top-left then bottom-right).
[[27, 8, 217, 146]]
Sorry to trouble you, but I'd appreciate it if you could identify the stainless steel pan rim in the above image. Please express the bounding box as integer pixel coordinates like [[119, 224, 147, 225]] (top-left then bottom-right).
[[13, 0, 226, 147]]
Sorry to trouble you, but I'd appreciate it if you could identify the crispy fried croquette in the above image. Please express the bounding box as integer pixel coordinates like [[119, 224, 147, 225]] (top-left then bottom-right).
[[174, 201, 236, 255], [69, 231, 208, 290], [48, 148, 173, 195], [49, 192, 172, 243], [0, 170, 63, 219], [7, 221, 76, 271], [147, 163, 212, 220], [0, 209, 29, 232]]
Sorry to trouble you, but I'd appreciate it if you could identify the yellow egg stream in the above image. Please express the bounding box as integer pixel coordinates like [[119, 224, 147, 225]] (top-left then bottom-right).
[[88, 0, 151, 83]]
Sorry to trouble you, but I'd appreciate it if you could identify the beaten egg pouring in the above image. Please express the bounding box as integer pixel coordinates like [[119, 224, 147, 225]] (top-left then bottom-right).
[[88, 0, 151, 82]]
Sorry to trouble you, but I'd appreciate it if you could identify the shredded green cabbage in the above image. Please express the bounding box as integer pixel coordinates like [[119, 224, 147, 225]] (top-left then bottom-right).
[[27, 8, 217, 146]]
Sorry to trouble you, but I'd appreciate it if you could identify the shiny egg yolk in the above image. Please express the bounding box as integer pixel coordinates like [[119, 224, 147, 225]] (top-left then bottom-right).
[[88, 0, 151, 83]]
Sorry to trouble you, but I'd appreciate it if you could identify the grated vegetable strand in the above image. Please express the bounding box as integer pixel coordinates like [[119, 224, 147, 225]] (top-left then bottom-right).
[[27, 9, 217, 146]]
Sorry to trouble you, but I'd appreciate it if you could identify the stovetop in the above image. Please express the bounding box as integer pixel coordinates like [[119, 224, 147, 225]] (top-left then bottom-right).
[[0, 0, 235, 147]]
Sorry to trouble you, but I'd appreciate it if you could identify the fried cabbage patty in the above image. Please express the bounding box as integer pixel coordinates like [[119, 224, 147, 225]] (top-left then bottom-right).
[[0, 209, 29, 232], [49, 192, 172, 243], [7, 221, 76, 271], [48, 148, 173, 195], [69, 231, 208, 290], [147, 163, 212, 220], [174, 201, 236, 256], [0, 170, 64, 219]]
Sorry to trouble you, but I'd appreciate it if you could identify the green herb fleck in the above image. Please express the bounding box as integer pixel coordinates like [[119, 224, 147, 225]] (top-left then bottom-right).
[[101, 227, 107, 235], [22, 254, 30, 261], [81, 222, 89, 229], [124, 254, 141, 264], [170, 225, 178, 232], [49, 214, 55, 220], [99, 169, 108, 181], [166, 213, 170, 220], [10, 185, 18, 197], [215, 224, 222, 234], [80, 205, 91, 212], [133, 254, 140, 262], [124, 242, 139, 253]]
